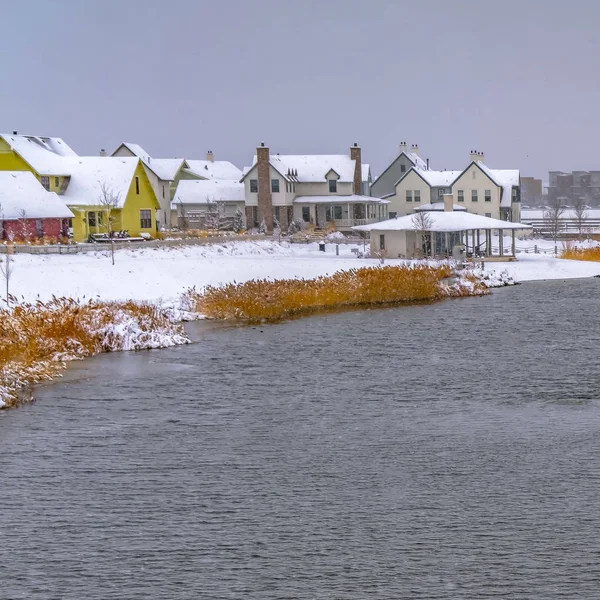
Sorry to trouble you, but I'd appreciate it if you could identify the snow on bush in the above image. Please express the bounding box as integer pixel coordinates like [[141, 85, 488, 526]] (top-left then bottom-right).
[[0, 298, 189, 409], [325, 231, 345, 242]]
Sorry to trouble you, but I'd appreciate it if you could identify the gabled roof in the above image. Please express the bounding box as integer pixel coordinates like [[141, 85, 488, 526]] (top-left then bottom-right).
[[185, 160, 243, 181], [58, 156, 141, 208], [371, 150, 428, 186], [0, 133, 77, 176], [354, 211, 531, 233], [394, 166, 462, 189], [0, 171, 73, 220], [241, 154, 369, 184], [112, 142, 185, 181], [454, 161, 520, 208], [172, 179, 245, 206]]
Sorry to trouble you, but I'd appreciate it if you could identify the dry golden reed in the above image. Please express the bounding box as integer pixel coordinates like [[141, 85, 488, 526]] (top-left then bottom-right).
[[186, 264, 485, 322], [0, 298, 187, 409], [560, 243, 600, 262]]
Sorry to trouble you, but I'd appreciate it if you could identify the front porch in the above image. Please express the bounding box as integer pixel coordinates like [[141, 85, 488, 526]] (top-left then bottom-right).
[[294, 194, 389, 231]]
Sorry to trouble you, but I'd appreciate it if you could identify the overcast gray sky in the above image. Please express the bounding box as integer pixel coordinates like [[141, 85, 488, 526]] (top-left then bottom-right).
[[2, 0, 598, 180]]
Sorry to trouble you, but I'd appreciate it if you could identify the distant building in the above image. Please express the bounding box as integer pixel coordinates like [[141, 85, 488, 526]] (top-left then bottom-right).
[[547, 170, 600, 206], [520, 176, 543, 206]]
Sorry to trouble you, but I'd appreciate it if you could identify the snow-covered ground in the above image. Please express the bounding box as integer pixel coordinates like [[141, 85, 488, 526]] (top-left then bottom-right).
[[3, 238, 600, 307]]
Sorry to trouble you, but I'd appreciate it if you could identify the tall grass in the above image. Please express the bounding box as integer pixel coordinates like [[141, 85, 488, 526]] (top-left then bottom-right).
[[185, 264, 487, 322], [0, 298, 189, 409], [560, 243, 600, 262]]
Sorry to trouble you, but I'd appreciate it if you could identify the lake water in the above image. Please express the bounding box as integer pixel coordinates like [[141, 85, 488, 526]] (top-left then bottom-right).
[[2, 280, 600, 599]]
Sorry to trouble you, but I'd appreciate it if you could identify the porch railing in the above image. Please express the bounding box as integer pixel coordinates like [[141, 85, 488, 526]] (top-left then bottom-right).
[[333, 218, 380, 228]]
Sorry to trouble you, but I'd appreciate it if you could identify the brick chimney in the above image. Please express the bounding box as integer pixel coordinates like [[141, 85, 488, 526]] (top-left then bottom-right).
[[350, 143, 362, 195], [443, 193, 454, 212], [256, 142, 273, 231], [206, 150, 214, 162]]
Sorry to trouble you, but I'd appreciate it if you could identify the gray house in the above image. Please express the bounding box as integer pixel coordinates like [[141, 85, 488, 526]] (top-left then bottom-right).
[[370, 142, 428, 199]]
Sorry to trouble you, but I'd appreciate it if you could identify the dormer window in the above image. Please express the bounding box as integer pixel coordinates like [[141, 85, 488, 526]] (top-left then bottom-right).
[[329, 179, 337, 193]]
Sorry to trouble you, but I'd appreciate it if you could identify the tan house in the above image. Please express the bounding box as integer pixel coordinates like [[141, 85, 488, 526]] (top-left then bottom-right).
[[240, 143, 386, 232]]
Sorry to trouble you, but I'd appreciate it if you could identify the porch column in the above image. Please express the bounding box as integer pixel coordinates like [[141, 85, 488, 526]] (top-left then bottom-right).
[[445, 232, 449, 257], [486, 230, 492, 257], [347, 203, 351, 227], [476, 230, 480, 255], [499, 231, 504, 257], [511, 229, 516, 257]]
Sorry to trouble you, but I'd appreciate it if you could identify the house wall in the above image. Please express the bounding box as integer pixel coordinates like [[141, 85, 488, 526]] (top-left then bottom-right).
[[175, 201, 244, 229], [120, 162, 159, 237], [295, 180, 354, 197], [369, 229, 417, 258], [1, 217, 67, 241], [370, 153, 418, 199], [113, 146, 172, 229], [244, 164, 296, 206], [389, 170, 431, 217], [0, 139, 31, 171], [451, 164, 501, 218]]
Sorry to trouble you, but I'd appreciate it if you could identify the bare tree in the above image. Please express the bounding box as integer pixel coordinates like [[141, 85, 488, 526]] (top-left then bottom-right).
[[18, 209, 29, 243], [177, 202, 189, 232], [411, 210, 434, 257], [205, 198, 227, 231], [543, 198, 565, 247], [98, 181, 121, 265], [572, 196, 589, 238], [0, 203, 12, 305]]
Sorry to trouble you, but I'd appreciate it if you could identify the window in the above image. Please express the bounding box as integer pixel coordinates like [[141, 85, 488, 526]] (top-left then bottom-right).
[[329, 179, 337, 193], [379, 234, 385, 250], [41, 176, 50, 191], [389, 212, 397, 219], [414, 190, 421, 202], [302, 207, 311, 222], [250, 179, 258, 193], [485, 189, 491, 202], [162, 185, 165, 198], [35, 219, 43, 237], [438, 188, 444, 200], [273, 207, 281, 223], [457, 190, 464, 202], [140, 209, 152, 229], [54, 177, 59, 188], [406, 190, 413, 202], [135, 176, 140, 195], [334, 206, 343, 220], [88, 211, 96, 227], [271, 179, 280, 193], [97, 212, 104, 226], [485, 213, 492, 218], [471, 190, 478, 202], [512, 187, 519, 202], [401, 164, 406, 173]]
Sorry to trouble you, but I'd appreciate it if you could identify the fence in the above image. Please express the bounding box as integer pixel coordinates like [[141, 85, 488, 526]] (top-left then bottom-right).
[[0, 234, 268, 255]]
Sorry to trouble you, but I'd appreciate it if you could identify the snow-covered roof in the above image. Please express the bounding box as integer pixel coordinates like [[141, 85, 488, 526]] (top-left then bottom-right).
[[0, 133, 77, 176], [185, 160, 243, 181], [371, 151, 428, 185], [243, 154, 369, 184], [294, 194, 389, 204], [0, 171, 74, 220], [59, 157, 140, 208], [476, 163, 520, 208], [414, 202, 467, 212], [521, 208, 600, 220], [113, 143, 185, 181], [171, 179, 245, 206], [148, 158, 187, 181], [354, 211, 532, 233], [413, 168, 462, 188]]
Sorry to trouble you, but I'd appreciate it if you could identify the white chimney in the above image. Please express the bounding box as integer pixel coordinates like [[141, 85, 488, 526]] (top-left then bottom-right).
[[411, 143, 419, 155], [99, 148, 106, 157], [399, 141, 408, 154], [443, 193, 454, 212], [470, 149, 484, 163], [206, 150, 214, 162]]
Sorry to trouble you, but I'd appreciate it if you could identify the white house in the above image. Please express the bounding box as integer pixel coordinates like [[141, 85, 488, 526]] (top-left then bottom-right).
[[171, 179, 245, 230], [240, 142, 386, 232]]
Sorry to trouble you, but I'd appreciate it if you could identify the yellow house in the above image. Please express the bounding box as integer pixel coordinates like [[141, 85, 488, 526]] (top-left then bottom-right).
[[0, 133, 160, 241]]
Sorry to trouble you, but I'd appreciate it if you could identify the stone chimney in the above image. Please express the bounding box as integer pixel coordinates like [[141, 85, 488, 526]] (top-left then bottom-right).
[[99, 148, 106, 157], [411, 144, 419, 155], [350, 143, 362, 195], [206, 150, 214, 162], [256, 142, 273, 232], [443, 193, 454, 212], [399, 141, 408, 154], [470, 149, 485, 163]]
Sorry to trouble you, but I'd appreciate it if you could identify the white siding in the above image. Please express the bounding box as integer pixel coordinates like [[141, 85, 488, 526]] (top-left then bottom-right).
[[389, 170, 431, 217], [451, 165, 501, 219]]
